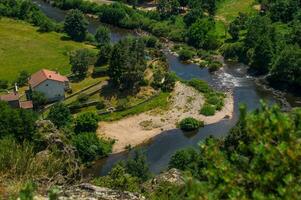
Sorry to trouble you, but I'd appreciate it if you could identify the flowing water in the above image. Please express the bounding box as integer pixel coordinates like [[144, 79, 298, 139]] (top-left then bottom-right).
[[33, 0, 301, 175]]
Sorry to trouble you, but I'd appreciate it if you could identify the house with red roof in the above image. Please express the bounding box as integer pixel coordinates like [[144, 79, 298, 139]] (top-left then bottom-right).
[[29, 69, 70, 102]]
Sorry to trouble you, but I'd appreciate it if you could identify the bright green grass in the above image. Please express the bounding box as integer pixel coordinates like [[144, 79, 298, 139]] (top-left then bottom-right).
[[0, 18, 96, 82], [216, 0, 255, 22], [99, 92, 170, 121], [215, 0, 256, 39]]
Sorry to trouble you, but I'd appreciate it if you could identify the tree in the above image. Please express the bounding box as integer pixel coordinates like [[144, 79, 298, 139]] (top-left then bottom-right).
[[95, 26, 110, 47], [72, 132, 112, 163], [0, 101, 37, 141], [157, 0, 180, 17], [178, 117, 204, 131], [95, 44, 112, 66], [124, 150, 150, 181], [229, 21, 240, 40], [70, 49, 90, 77], [108, 37, 146, 90], [16, 70, 30, 86], [64, 9, 88, 41], [248, 35, 274, 74], [31, 91, 46, 109], [202, 0, 217, 16], [74, 112, 99, 133], [93, 164, 141, 193], [187, 18, 218, 49], [47, 103, 72, 128], [169, 148, 200, 176], [270, 45, 301, 88], [184, 8, 204, 27], [164, 103, 301, 199]]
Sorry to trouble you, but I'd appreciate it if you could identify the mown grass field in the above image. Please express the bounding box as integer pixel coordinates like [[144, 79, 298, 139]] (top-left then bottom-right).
[[0, 18, 96, 82], [215, 0, 256, 38]]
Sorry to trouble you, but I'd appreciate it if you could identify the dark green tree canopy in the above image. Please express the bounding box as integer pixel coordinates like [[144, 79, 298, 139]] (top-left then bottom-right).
[[108, 37, 146, 90], [64, 9, 88, 41], [47, 103, 72, 128], [95, 26, 111, 47], [70, 49, 90, 77]]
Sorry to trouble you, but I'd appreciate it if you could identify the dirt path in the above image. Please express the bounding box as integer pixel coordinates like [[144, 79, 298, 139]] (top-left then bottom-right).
[[97, 82, 234, 153]]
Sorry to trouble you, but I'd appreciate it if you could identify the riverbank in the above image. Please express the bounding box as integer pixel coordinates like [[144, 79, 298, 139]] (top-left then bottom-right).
[[97, 82, 233, 153]]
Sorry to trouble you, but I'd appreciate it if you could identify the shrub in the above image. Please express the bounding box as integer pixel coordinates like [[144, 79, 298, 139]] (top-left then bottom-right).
[[47, 103, 72, 128], [169, 148, 200, 176], [208, 60, 222, 72], [72, 132, 112, 163], [143, 35, 158, 48], [179, 117, 204, 131], [0, 80, 8, 89], [77, 93, 89, 103], [188, 79, 212, 93], [200, 104, 216, 116], [178, 49, 195, 61], [74, 112, 99, 133], [96, 101, 106, 110], [92, 164, 141, 193]]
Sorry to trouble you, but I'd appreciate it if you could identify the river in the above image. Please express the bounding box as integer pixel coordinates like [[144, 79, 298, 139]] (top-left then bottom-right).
[[33, 0, 301, 176]]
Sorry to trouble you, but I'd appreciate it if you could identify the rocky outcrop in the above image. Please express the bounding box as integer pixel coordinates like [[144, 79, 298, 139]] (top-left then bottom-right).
[[57, 183, 145, 200], [143, 168, 184, 193]]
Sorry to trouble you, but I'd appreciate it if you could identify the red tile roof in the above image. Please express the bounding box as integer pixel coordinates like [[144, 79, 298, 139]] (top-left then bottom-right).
[[20, 101, 33, 109], [0, 92, 19, 102], [29, 69, 69, 88]]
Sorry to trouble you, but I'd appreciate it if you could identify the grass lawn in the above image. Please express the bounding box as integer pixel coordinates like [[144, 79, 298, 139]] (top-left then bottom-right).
[[99, 92, 170, 121], [216, 0, 255, 22], [215, 0, 256, 39], [0, 18, 96, 82]]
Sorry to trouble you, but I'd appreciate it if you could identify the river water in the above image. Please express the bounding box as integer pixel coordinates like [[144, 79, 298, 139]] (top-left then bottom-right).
[[33, 0, 301, 175]]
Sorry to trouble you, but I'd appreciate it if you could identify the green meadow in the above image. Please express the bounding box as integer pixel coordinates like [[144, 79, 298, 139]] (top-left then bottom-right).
[[0, 18, 96, 82]]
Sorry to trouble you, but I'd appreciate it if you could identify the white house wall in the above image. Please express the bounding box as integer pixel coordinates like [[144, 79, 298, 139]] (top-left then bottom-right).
[[33, 79, 65, 102]]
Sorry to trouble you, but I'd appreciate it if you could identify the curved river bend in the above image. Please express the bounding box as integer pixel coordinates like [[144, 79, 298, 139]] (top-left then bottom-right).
[[33, 0, 300, 175]]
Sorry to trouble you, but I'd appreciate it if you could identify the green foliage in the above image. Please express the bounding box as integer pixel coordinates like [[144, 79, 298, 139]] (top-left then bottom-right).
[[0, 0, 58, 32], [108, 37, 146, 90], [187, 79, 225, 116], [64, 9, 88, 41], [72, 132, 112, 163], [163, 103, 301, 199], [199, 103, 216, 116], [270, 45, 301, 89], [178, 48, 195, 61], [31, 91, 47, 108], [93, 164, 141, 193], [187, 18, 219, 49], [0, 101, 37, 141], [169, 148, 200, 176], [178, 117, 204, 131], [74, 112, 99, 133], [95, 44, 112, 67], [47, 103, 72, 128], [0, 80, 8, 89], [95, 26, 110, 47], [70, 49, 90, 77], [142, 35, 158, 48], [19, 181, 36, 200], [157, 0, 180, 18], [16, 70, 30, 86], [184, 8, 204, 27], [123, 150, 150, 181], [99, 92, 170, 121]]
